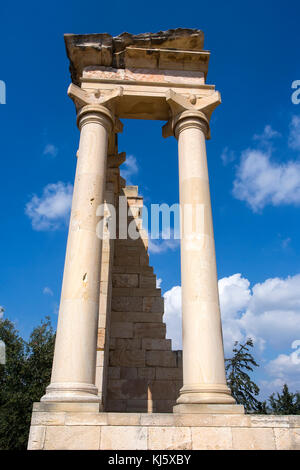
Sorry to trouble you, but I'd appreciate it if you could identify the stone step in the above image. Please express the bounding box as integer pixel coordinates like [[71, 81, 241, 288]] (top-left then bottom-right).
[[112, 265, 153, 274], [113, 253, 149, 267], [112, 287, 161, 297], [112, 273, 157, 289], [111, 311, 163, 324], [139, 274, 157, 288], [142, 338, 172, 351], [111, 296, 164, 313], [109, 338, 142, 350], [134, 322, 166, 339], [108, 365, 182, 381], [112, 273, 139, 288], [110, 321, 166, 339]]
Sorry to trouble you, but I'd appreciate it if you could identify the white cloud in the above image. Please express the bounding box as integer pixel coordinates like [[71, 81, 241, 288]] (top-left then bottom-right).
[[156, 278, 162, 288], [221, 147, 235, 165], [253, 125, 281, 144], [163, 285, 182, 350], [232, 149, 300, 211], [120, 155, 138, 184], [163, 273, 300, 392], [43, 143, 58, 157], [288, 115, 300, 150], [263, 351, 300, 393], [43, 287, 53, 296], [25, 182, 73, 231], [148, 238, 180, 254], [232, 118, 300, 211]]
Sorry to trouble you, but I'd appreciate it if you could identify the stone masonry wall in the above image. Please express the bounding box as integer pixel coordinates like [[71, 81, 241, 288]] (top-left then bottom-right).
[[106, 185, 183, 412]]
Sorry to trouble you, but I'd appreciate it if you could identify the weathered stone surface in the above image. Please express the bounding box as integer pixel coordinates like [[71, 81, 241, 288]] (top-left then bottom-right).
[[65, 29, 206, 87], [111, 338, 141, 350], [44, 425, 101, 450], [113, 287, 161, 297], [150, 380, 181, 400], [107, 379, 148, 400], [120, 367, 138, 379], [292, 428, 300, 449], [155, 400, 176, 413], [134, 323, 166, 338], [149, 426, 192, 450], [232, 427, 276, 450], [108, 366, 120, 379], [156, 367, 183, 379], [138, 367, 156, 379], [100, 426, 147, 450], [112, 265, 153, 274], [107, 413, 141, 426], [106, 400, 127, 412], [31, 412, 65, 426], [192, 427, 233, 450], [28, 411, 300, 450], [140, 275, 157, 288], [274, 429, 292, 450], [143, 296, 164, 313], [97, 328, 105, 349], [126, 400, 150, 412], [112, 296, 143, 312], [146, 351, 177, 367], [174, 403, 244, 414], [64, 413, 108, 426], [32, 402, 100, 413], [27, 426, 46, 450], [142, 338, 171, 350], [110, 350, 145, 367], [110, 322, 133, 338], [112, 273, 139, 288], [111, 311, 163, 323]]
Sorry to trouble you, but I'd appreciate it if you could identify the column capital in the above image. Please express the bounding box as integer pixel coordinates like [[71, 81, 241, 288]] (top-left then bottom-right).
[[173, 110, 210, 139], [77, 104, 114, 133], [68, 83, 124, 134], [162, 89, 221, 140]]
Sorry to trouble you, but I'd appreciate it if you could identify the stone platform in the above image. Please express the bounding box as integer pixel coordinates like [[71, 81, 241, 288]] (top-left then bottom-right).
[[28, 403, 300, 450]]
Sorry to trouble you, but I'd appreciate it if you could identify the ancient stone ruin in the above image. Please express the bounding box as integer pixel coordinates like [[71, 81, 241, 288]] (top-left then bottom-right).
[[28, 29, 300, 450]]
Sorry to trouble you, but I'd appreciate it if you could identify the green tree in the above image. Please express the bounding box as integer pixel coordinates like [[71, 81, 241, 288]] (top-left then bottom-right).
[[268, 384, 300, 415], [225, 338, 265, 413], [0, 316, 55, 450]]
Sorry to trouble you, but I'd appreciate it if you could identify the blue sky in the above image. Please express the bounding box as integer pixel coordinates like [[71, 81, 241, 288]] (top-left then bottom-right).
[[1, 0, 300, 399]]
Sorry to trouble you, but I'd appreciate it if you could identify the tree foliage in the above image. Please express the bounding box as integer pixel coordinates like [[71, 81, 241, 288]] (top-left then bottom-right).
[[0, 316, 55, 450], [225, 338, 264, 413], [268, 384, 300, 415]]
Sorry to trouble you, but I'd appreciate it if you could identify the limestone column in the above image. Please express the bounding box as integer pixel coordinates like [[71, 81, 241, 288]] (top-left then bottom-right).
[[42, 104, 113, 403], [172, 110, 238, 412]]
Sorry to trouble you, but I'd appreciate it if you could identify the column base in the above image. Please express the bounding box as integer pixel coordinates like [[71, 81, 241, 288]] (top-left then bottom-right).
[[41, 382, 101, 404], [173, 403, 245, 414], [175, 383, 237, 406]]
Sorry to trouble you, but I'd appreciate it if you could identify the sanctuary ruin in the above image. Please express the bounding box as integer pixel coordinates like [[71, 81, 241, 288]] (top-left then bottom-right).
[[28, 29, 300, 450]]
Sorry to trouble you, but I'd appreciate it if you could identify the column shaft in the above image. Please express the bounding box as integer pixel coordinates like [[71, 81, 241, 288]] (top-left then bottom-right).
[[174, 111, 236, 409], [42, 105, 113, 403]]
